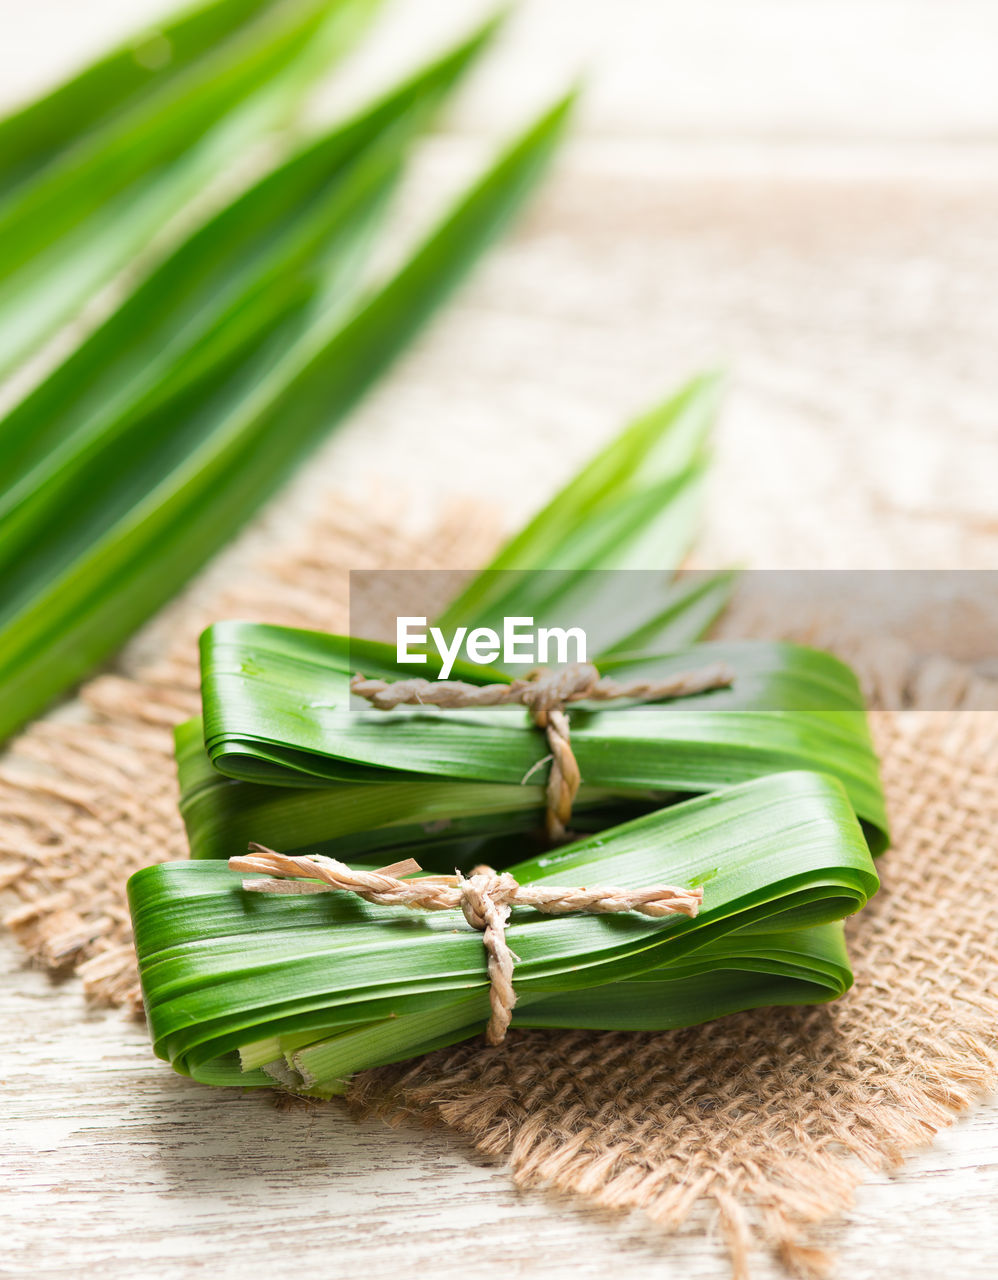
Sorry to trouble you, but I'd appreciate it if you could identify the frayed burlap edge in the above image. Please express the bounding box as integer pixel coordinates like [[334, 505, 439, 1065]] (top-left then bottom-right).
[[1, 495, 996, 1279]]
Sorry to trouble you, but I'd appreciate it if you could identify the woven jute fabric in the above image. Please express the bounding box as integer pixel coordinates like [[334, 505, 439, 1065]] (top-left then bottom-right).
[[1, 498, 996, 1278]]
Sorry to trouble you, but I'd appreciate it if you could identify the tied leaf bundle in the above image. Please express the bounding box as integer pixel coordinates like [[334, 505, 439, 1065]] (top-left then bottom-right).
[[180, 378, 887, 861], [131, 773, 877, 1095], [129, 378, 888, 1097], [230, 843, 706, 1047], [0, 4, 571, 742]]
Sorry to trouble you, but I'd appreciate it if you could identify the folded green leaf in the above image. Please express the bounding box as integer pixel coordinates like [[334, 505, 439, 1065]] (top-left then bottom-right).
[[129, 771, 878, 1094], [179, 380, 886, 865], [176, 713, 637, 865], [196, 625, 888, 851]]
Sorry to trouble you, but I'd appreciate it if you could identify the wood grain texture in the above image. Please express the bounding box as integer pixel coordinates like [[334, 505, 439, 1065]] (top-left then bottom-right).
[[1, 1, 997, 1275], [3, 934, 998, 1280]]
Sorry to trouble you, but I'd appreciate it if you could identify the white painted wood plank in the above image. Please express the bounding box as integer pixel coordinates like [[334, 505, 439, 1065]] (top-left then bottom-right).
[[3, 936, 998, 1279]]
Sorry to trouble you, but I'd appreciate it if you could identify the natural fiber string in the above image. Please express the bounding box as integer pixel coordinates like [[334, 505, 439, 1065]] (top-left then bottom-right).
[[230, 844, 704, 1045], [350, 661, 734, 841]]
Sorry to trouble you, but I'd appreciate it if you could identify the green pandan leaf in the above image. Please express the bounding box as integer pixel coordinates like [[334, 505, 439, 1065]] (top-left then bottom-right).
[[0, 35, 567, 744], [138, 376, 887, 1093], [183, 379, 886, 861], [129, 772, 878, 1094], [195, 626, 887, 852], [0, 0, 384, 377]]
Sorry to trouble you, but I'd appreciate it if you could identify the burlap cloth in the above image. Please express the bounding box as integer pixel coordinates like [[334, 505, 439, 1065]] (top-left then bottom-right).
[[1, 498, 996, 1278]]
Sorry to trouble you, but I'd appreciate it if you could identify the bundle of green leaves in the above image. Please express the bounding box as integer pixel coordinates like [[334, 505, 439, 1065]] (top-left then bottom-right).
[[129, 377, 887, 1096]]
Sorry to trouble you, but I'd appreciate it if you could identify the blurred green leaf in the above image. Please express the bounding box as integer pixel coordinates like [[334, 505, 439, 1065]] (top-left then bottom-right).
[[0, 0, 383, 376], [0, 80, 572, 742], [0, 0, 280, 197]]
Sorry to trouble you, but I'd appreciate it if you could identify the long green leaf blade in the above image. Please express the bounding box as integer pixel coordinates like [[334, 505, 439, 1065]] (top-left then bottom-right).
[[433, 376, 733, 657], [0, 18, 502, 562], [0, 0, 381, 376], [0, 91, 572, 743], [0, 0, 280, 198]]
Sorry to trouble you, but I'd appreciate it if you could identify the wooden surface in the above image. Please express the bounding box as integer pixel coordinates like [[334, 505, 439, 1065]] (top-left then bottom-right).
[[2, 2, 998, 1276], [4, 934, 998, 1279]]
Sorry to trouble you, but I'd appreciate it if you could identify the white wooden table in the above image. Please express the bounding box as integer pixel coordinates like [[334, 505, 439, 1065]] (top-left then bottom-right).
[[2, 2, 997, 1275], [4, 935, 998, 1279]]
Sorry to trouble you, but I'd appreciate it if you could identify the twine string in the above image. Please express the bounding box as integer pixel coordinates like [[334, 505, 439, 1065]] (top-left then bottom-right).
[[231, 844, 704, 1045], [350, 660, 734, 841]]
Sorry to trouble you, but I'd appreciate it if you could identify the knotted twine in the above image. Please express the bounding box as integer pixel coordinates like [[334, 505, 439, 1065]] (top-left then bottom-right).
[[231, 843, 704, 1045], [350, 660, 735, 841]]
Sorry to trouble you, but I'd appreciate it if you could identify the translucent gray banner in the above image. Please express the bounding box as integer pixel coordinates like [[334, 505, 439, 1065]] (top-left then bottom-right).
[[348, 569, 998, 710]]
